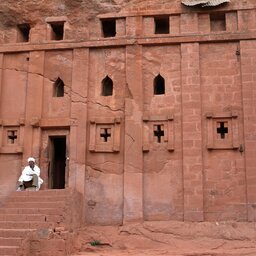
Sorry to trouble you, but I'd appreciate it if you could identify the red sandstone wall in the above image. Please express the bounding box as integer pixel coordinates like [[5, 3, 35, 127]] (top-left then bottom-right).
[[1, 53, 28, 118], [142, 45, 183, 220], [85, 47, 126, 224], [1, 0, 256, 223], [201, 43, 246, 220], [43, 50, 72, 118]]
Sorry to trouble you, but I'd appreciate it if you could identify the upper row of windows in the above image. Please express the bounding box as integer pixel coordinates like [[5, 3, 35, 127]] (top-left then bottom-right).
[[53, 74, 165, 98], [16, 12, 228, 43], [17, 22, 64, 42]]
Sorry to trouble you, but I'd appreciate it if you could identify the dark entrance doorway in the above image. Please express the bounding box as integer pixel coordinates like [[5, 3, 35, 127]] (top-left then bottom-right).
[[48, 136, 66, 189]]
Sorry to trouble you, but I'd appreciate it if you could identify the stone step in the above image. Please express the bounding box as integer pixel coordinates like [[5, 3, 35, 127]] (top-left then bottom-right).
[[10, 189, 71, 197], [0, 213, 63, 222], [0, 245, 19, 255], [0, 237, 22, 247], [6, 195, 67, 202], [0, 207, 64, 215], [3, 201, 66, 209], [0, 221, 55, 229], [0, 229, 35, 238]]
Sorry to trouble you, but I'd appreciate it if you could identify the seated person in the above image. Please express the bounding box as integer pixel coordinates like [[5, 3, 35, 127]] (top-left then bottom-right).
[[17, 157, 43, 191]]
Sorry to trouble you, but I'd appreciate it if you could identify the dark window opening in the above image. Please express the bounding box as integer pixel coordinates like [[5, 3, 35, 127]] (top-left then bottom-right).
[[102, 19, 116, 37], [54, 77, 65, 97], [100, 128, 111, 142], [154, 16, 170, 34], [154, 125, 164, 143], [217, 121, 228, 139], [210, 13, 226, 32], [154, 74, 165, 95], [49, 22, 64, 40], [7, 130, 18, 144], [17, 24, 30, 42], [102, 75, 113, 96]]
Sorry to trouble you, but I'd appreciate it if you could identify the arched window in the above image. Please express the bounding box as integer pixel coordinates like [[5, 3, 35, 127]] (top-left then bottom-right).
[[101, 75, 113, 96], [154, 74, 165, 95], [54, 77, 64, 97]]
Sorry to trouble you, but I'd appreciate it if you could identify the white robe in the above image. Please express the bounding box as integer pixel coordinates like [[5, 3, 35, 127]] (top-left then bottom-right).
[[18, 165, 43, 188]]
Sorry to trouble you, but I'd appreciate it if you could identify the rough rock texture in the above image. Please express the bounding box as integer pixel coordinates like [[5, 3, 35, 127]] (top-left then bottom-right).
[[71, 221, 256, 255], [0, 0, 126, 27]]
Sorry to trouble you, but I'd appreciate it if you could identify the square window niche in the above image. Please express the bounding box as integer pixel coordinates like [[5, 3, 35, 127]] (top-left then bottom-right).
[[101, 18, 116, 38], [0, 119, 25, 154], [154, 16, 170, 34], [89, 117, 121, 152], [206, 112, 239, 150], [143, 114, 174, 152], [210, 13, 226, 32], [46, 16, 67, 41], [17, 23, 30, 42]]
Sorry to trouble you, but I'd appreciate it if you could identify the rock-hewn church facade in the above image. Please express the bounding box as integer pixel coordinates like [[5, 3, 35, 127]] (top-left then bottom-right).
[[0, 0, 256, 224]]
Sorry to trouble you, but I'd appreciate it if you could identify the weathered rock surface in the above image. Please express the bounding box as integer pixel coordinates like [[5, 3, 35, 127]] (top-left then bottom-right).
[[71, 221, 256, 255], [0, 0, 129, 28]]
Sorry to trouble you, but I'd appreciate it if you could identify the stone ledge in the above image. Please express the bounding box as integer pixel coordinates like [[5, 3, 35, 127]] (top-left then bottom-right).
[[0, 31, 256, 53]]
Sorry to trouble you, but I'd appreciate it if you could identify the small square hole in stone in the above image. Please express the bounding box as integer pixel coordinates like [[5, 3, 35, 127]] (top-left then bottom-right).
[[101, 19, 116, 37], [49, 22, 64, 40], [154, 16, 170, 34], [17, 23, 30, 42], [210, 13, 226, 32]]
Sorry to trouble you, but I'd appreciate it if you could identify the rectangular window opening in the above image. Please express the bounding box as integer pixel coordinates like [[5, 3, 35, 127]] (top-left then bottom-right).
[[210, 13, 226, 32], [101, 19, 116, 38], [154, 16, 170, 34], [49, 22, 65, 40], [17, 23, 30, 42]]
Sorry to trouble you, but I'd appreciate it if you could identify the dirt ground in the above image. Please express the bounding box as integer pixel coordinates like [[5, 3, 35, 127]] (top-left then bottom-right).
[[71, 221, 256, 256]]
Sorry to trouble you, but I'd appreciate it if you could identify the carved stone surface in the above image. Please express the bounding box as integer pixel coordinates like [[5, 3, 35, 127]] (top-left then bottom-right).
[[0, 0, 256, 227]]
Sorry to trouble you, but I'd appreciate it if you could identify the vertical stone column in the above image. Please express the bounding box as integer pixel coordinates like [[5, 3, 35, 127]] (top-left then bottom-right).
[[0, 53, 3, 147], [69, 48, 89, 195], [123, 45, 144, 223], [240, 41, 256, 221], [181, 43, 204, 221], [24, 51, 45, 161]]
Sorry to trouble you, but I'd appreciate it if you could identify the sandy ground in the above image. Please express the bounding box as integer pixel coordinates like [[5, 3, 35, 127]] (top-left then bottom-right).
[[70, 221, 256, 256]]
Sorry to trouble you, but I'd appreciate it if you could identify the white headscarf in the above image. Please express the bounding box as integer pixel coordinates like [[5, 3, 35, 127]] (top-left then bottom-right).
[[27, 157, 35, 163]]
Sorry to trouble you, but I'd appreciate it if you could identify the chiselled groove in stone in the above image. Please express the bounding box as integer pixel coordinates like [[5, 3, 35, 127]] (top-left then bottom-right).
[[125, 83, 134, 99], [125, 132, 135, 142], [125, 132, 135, 152]]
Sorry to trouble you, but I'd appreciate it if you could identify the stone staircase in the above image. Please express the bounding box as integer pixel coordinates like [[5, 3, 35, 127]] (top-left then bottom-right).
[[0, 189, 81, 256]]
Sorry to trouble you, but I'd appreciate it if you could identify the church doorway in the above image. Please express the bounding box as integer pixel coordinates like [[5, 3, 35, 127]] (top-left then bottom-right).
[[48, 136, 67, 189]]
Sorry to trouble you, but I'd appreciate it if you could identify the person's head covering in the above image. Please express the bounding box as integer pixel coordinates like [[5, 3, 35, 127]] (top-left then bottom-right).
[[27, 157, 35, 163]]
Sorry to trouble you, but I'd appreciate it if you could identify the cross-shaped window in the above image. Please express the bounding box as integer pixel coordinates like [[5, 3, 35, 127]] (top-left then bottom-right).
[[217, 122, 228, 139], [100, 128, 111, 142], [154, 125, 164, 143], [7, 130, 18, 144]]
